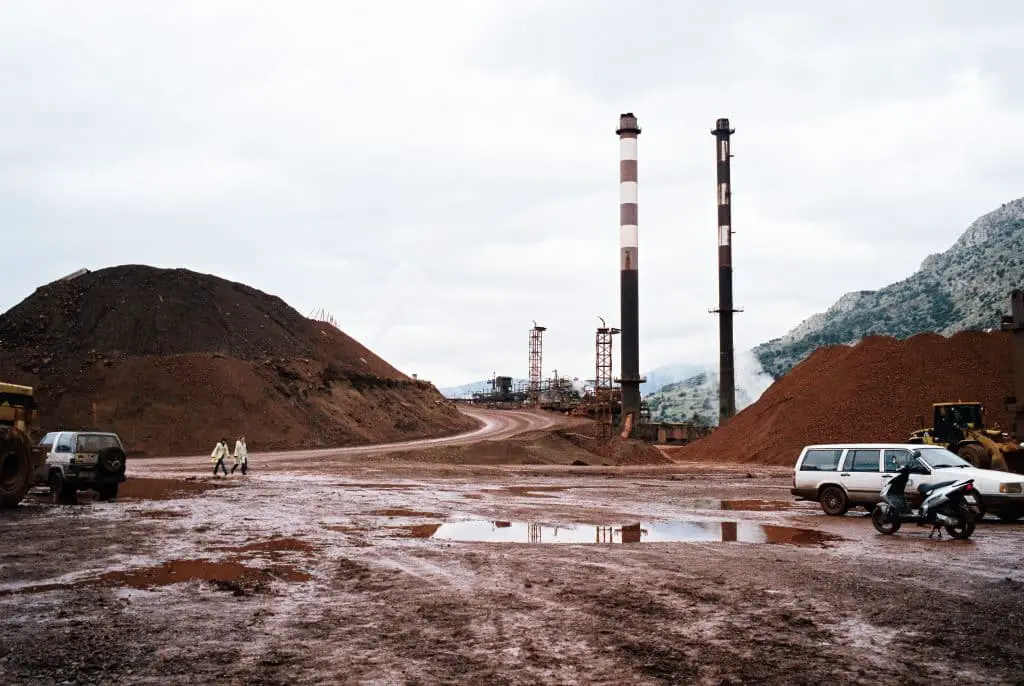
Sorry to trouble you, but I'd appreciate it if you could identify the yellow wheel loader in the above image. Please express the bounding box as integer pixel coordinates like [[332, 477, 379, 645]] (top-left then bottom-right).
[[0, 382, 45, 507], [908, 402, 1024, 473]]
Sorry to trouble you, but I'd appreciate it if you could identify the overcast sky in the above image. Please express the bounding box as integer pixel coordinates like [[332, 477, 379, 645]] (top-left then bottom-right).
[[2, 1, 1022, 387]]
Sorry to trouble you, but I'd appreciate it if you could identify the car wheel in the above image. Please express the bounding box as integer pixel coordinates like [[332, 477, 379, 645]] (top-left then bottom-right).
[[819, 485, 849, 516], [96, 483, 118, 502], [996, 508, 1022, 523], [49, 471, 77, 506]]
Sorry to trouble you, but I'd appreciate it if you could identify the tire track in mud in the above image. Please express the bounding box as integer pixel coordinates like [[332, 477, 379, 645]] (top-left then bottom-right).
[[6, 431, 1024, 684]]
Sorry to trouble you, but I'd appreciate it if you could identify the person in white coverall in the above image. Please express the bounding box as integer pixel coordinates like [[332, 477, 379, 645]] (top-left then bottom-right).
[[211, 438, 230, 476], [231, 436, 248, 475]]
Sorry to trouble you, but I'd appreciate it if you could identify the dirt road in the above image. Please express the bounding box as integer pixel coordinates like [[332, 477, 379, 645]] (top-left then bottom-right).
[[2, 410, 1023, 685], [141, 407, 559, 472]]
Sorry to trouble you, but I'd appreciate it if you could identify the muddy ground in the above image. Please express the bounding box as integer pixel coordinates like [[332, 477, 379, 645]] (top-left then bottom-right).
[[1, 411, 1023, 685]]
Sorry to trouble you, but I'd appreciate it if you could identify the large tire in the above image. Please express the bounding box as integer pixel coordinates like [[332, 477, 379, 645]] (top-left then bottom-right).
[[819, 485, 850, 516], [872, 504, 901, 535], [49, 471, 78, 506], [996, 508, 1023, 523], [0, 444, 33, 509], [945, 503, 976, 540], [97, 447, 126, 477], [957, 443, 992, 470], [96, 483, 118, 502]]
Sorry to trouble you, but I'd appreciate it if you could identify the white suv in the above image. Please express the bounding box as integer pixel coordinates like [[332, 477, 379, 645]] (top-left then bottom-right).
[[33, 431, 127, 503], [791, 443, 1024, 522]]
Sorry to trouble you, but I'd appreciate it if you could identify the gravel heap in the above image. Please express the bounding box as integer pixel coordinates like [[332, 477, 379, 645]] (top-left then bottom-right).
[[0, 265, 475, 455], [676, 331, 1014, 466]]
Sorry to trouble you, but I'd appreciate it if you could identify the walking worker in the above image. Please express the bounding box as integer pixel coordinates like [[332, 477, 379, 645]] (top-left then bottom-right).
[[211, 437, 230, 476], [231, 435, 248, 475]]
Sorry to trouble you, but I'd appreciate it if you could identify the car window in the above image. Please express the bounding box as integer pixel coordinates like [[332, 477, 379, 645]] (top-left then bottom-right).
[[916, 447, 972, 469], [799, 449, 842, 471], [55, 434, 74, 452], [848, 449, 881, 472], [38, 432, 57, 450], [883, 450, 916, 473], [76, 434, 120, 453]]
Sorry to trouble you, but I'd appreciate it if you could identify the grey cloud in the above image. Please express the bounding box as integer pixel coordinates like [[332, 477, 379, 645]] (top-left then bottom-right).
[[1, 2, 1022, 386]]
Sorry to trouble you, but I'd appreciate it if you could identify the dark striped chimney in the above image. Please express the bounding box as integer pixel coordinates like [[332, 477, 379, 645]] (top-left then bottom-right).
[[711, 117, 738, 423]]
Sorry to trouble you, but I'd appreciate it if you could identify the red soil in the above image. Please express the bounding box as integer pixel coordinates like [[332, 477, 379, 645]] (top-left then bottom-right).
[[675, 331, 1014, 466], [97, 559, 312, 589], [0, 265, 476, 455]]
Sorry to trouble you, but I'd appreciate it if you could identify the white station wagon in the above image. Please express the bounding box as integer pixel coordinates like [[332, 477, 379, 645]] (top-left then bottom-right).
[[791, 443, 1024, 522]]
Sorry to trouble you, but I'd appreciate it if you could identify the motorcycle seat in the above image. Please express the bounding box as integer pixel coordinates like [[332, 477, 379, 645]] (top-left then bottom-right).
[[918, 481, 957, 495]]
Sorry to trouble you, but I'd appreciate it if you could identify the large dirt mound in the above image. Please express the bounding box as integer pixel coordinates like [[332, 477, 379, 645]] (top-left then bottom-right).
[[0, 265, 475, 455], [674, 331, 1014, 466], [0, 265, 403, 378]]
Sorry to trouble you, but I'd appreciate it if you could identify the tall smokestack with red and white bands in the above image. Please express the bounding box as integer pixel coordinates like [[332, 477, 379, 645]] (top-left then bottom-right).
[[616, 113, 642, 428]]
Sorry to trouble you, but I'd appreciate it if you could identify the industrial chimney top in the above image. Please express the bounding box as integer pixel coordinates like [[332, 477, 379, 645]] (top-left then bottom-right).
[[712, 118, 735, 135], [616, 113, 640, 135]]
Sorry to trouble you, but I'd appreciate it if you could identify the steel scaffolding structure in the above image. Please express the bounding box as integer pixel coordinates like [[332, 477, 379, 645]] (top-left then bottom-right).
[[528, 322, 546, 404], [595, 318, 620, 440]]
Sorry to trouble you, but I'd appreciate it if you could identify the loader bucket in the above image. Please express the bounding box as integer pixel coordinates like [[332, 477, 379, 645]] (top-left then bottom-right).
[[996, 446, 1024, 474]]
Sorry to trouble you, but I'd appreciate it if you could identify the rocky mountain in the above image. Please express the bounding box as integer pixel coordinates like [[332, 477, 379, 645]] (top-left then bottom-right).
[[754, 197, 1024, 379], [644, 351, 775, 426], [439, 378, 528, 399], [640, 363, 704, 396], [442, 363, 704, 401]]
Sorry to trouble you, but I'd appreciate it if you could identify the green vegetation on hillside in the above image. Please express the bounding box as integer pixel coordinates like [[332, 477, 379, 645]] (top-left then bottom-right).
[[754, 198, 1024, 379]]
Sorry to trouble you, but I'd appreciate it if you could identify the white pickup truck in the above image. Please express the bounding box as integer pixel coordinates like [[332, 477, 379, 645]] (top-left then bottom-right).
[[33, 431, 127, 503]]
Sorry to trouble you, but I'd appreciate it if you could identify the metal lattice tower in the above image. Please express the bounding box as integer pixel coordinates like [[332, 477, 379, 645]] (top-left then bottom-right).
[[528, 322, 546, 404], [596, 317, 620, 440]]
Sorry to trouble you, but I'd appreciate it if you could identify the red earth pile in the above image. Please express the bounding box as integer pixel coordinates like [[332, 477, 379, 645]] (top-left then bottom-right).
[[674, 331, 1015, 466], [0, 265, 476, 456]]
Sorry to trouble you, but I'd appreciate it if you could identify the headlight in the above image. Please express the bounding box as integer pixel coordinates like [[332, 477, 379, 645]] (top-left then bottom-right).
[[999, 483, 1023, 494]]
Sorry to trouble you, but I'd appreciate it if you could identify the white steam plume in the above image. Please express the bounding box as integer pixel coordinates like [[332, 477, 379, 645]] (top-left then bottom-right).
[[734, 349, 775, 409]]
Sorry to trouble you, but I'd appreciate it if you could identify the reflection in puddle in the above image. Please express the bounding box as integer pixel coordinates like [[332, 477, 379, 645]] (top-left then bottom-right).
[[428, 520, 833, 545], [681, 498, 815, 512]]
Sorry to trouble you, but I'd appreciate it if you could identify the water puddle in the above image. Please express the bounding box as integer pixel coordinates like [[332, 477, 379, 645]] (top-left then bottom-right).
[[338, 483, 422, 490], [23, 477, 233, 505], [211, 537, 318, 556], [426, 520, 834, 545], [370, 508, 439, 518], [481, 486, 569, 498], [690, 498, 817, 512], [118, 478, 237, 501], [0, 558, 311, 597], [136, 509, 189, 519], [98, 558, 311, 589]]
